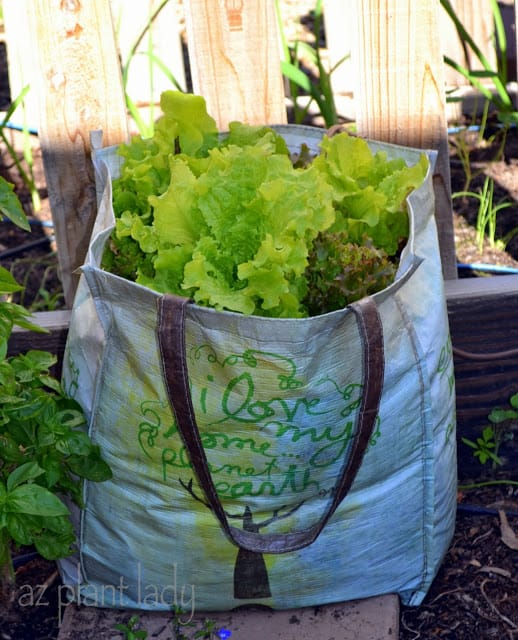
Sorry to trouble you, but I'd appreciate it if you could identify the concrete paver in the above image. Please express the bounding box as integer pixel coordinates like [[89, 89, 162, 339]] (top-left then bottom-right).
[[57, 594, 399, 639]]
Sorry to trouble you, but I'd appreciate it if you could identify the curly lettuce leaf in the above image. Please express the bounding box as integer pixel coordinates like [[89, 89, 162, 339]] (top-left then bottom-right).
[[314, 133, 428, 255], [104, 93, 428, 317], [222, 121, 290, 156], [105, 92, 219, 275], [157, 90, 218, 156], [149, 143, 335, 316], [149, 159, 206, 247]]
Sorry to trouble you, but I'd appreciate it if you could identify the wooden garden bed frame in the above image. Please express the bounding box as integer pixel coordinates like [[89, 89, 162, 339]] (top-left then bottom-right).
[[4, 0, 518, 473], [9, 276, 518, 474]]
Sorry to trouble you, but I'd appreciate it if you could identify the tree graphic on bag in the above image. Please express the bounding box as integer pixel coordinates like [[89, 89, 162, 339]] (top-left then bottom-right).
[[180, 477, 304, 598]]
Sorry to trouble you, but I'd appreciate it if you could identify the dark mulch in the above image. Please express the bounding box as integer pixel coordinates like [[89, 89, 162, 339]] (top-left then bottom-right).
[[401, 482, 518, 640], [0, 554, 61, 640], [450, 123, 518, 271]]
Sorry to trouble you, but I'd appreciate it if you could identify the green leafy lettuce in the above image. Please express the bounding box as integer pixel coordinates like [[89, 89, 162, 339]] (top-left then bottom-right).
[[104, 91, 428, 317], [313, 134, 429, 255]]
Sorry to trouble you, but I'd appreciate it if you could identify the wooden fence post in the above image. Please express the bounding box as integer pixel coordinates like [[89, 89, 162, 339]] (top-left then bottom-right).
[[110, 0, 186, 134], [324, 0, 511, 109], [440, 0, 498, 88], [324, 0, 356, 96], [353, 0, 457, 280], [25, 0, 129, 306], [183, 0, 287, 129], [2, 1, 40, 129]]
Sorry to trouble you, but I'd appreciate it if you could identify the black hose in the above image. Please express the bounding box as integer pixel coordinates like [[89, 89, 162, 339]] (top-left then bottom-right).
[[13, 551, 40, 569], [457, 503, 518, 518], [0, 235, 53, 259], [457, 261, 518, 276]]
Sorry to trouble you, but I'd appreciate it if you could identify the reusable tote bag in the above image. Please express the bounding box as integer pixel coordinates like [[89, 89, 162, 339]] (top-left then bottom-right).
[[59, 125, 457, 611]]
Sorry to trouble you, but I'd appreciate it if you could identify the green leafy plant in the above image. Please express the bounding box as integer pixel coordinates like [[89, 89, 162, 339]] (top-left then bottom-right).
[[31, 281, 65, 312], [452, 174, 515, 253], [445, 0, 517, 257], [0, 172, 28, 232], [462, 392, 517, 470], [115, 608, 232, 640], [115, 614, 149, 640], [0, 203, 112, 602], [0, 267, 113, 602], [116, 0, 185, 138], [448, 125, 476, 194], [462, 425, 502, 466], [304, 232, 397, 315], [447, 98, 506, 194], [171, 607, 231, 640], [276, 0, 346, 127], [0, 85, 41, 213], [441, 0, 517, 126], [104, 91, 427, 318], [7, 256, 64, 313], [444, 0, 514, 230]]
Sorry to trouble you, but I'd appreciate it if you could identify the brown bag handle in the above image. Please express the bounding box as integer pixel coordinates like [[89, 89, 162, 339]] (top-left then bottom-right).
[[157, 294, 384, 554]]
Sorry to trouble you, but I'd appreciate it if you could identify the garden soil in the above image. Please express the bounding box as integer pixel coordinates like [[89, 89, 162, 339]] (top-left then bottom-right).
[[1, 2, 518, 638]]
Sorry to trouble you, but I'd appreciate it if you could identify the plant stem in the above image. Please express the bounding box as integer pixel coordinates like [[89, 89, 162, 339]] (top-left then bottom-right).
[[459, 479, 518, 490], [0, 528, 16, 604]]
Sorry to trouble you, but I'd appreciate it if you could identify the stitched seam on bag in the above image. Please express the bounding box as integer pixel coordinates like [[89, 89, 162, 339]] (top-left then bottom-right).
[[394, 293, 431, 597], [77, 325, 115, 589], [74, 295, 118, 591]]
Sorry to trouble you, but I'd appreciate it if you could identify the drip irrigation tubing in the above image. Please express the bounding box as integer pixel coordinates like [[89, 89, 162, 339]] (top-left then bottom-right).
[[457, 262, 518, 275], [0, 235, 53, 259], [13, 551, 40, 569], [447, 122, 517, 136], [4, 215, 518, 277], [4, 121, 515, 139], [1, 216, 54, 229], [447, 124, 483, 135], [457, 503, 518, 518], [2, 120, 38, 136]]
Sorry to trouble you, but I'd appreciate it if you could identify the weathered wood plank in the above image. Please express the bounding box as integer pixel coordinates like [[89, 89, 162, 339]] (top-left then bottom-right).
[[9, 276, 518, 477], [324, 0, 508, 99], [2, 0, 41, 128], [25, 0, 129, 307], [324, 0, 355, 96], [10, 276, 518, 358], [183, 0, 287, 129], [110, 0, 186, 134], [353, 0, 457, 281], [7, 310, 71, 376], [445, 273, 518, 299], [445, 275, 518, 476], [439, 0, 497, 88]]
